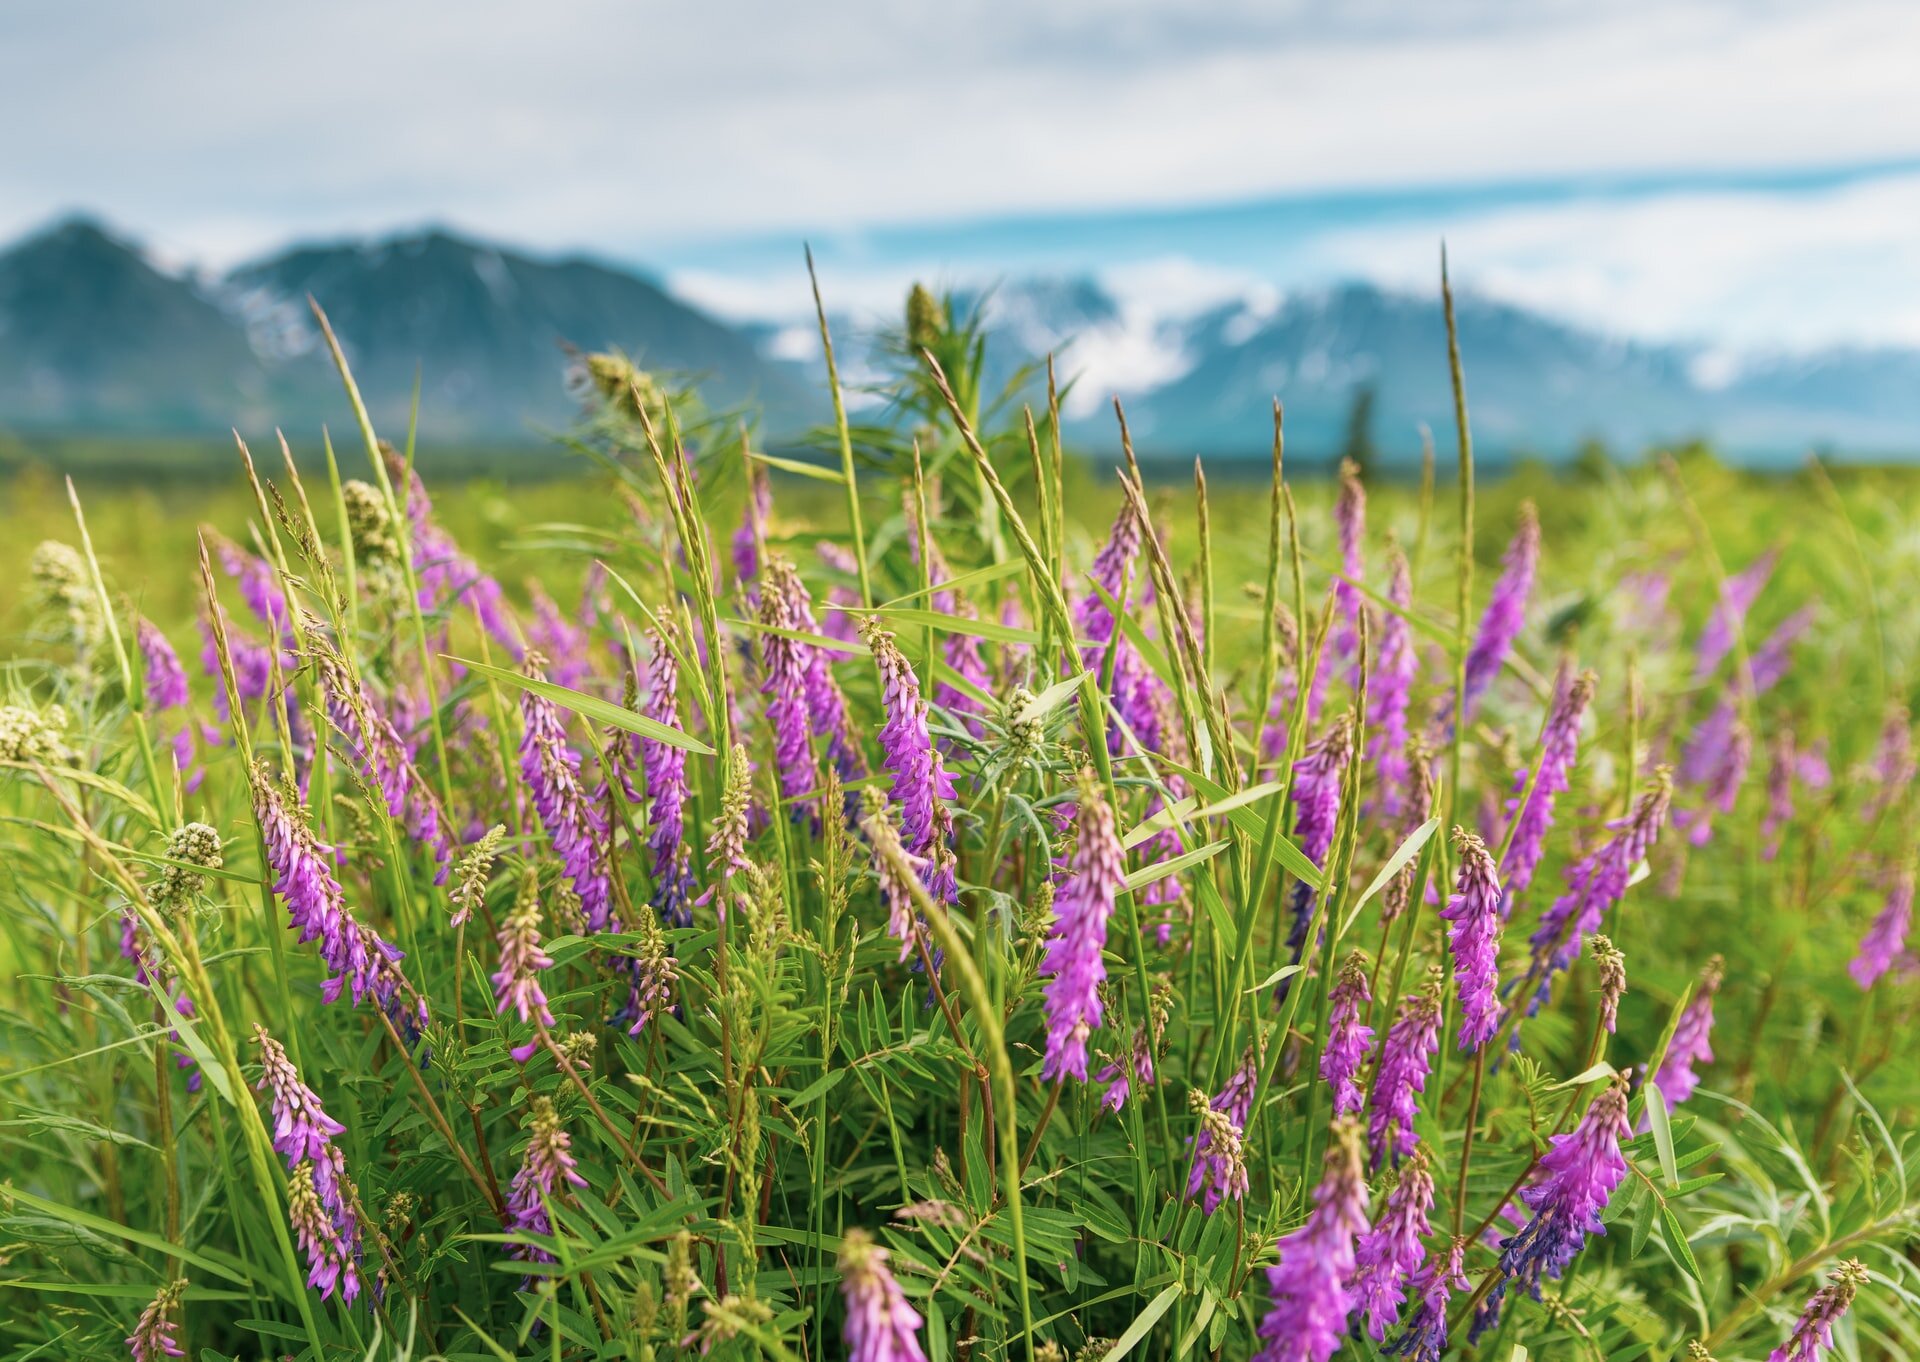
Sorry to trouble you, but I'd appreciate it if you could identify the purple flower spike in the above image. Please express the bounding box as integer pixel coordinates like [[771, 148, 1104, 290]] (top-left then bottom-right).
[[1440, 828, 1505, 1051], [493, 878, 556, 1063], [863, 792, 932, 963], [1850, 864, 1913, 990], [255, 1026, 347, 1170], [1255, 1118, 1370, 1362], [126, 1279, 186, 1362], [1748, 604, 1816, 692], [838, 1228, 928, 1362], [1040, 771, 1126, 1084], [254, 1027, 364, 1306], [695, 745, 755, 923], [1383, 1238, 1468, 1362], [1768, 1260, 1870, 1362], [1695, 548, 1777, 682], [1074, 502, 1143, 684], [733, 464, 772, 589], [1496, 1074, 1631, 1302], [639, 628, 695, 923], [1367, 974, 1443, 1168], [1456, 502, 1540, 722], [1188, 1048, 1258, 1214], [758, 559, 821, 822], [1367, 543, 1416, 818], [1286, 713, 1355, 953], [1502, 669, 1596, 906], [862, 618, 955, 857], [517, 655, 611, 931], [1352, 1148, 1436, 1340], [1320, 953, 1376, 1117], [506, 1096, 588, 1267], [1649, 956, 1722, 1118], [1331, 460, 1367, 682], [288, 1160, 362, 1304], [138, 618, 190, 711]]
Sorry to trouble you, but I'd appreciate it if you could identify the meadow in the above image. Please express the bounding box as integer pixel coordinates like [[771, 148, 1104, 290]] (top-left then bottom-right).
[[1, 285, 1917, 1362]]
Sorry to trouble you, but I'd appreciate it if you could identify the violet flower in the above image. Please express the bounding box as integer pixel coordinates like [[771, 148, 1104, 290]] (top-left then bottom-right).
[[518, 657, 612, 931], [1367, 543, 1416, 818], [1095, 1021, 1157, 1112], [1320, 953, 1376, 1117], [780, 563, 863, 782], [288, 1160, 363, 1304], [527, 582, 589, 691], [1495, 1074, 1631, 1304], [1649, 956, 1722, 1118], [214, 537, 294, 647], [862, 618, 955, 857], [1850, 864, 1913, 990], [863, 791, 931, 963], [1351, 1148, 1435, 1340], [838, 1228, 928, 1362], [138, 617, 190, 710], [1188, 1049, 1257, 1213], [313, 650, 451, 883], [1040, 772, 1126, 1084], [758, 559, 820, 821], [493, 877, 556, 1063], [1695, 548, 1777, 682], [255, 1026, 348, 1170], [1455, 502, 1539, 722], [1865, 704, 1915, 818], [1074, 502, 1143, 684], [1368, 975, 1443, 1168], [1330, 460, 1367, 682], [1748, 604, 1816, 692], [733, 464, 772, 589], [1383, 1238, 1468, 1362], [1502, 669, 1596, 905], [1768, 1260, 1869, 1362], [640, 628, 695, 924], [1255, 1118, 1370, 1362], [255, 1027, 364, 1304], [126, 1278, 186, 1362], [506, 1096, 588, 1267], [1440, 828, 1504, 1051], [1286, 713, 1355, 953]]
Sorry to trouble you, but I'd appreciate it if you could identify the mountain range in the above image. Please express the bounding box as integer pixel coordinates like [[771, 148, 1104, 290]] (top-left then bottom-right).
[[4, 214, 1919, 464]]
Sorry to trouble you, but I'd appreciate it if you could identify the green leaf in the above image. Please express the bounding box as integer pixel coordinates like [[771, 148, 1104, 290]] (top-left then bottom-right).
[[1124, 839, 1228, 893], [1645, 1084, 1681, 1189], [1103, 1282, 1183, 1362], [1657, 1201, 1702, 1283], [445, 655, 714, 755], [751, 451, 846, 483]]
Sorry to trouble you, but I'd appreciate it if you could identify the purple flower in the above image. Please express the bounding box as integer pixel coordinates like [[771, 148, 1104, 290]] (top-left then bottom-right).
[[1496, 1075, 1631, 1302], [1761, 729, 1800, 861], [493, 878, 556, 1063], [126, 1278, 186, 1362], [255, 1026, 348, 1169], [1255, 1118, 1370, 1362], [1695, 548, 1777, 682], [862, 619, 955, 857], [138, 618, 190, 711], [252, 765, 415, 1027], [1367, 976, 1443, 1168], [255, 1027, 364, 1305], [506, 1096, 588, 1267], [1367, 543, 1417, 818], [1593, 935, 1628, 1035], [1521, 768, 1673, 1016], [1749, 605, 1816, 692], [1095, 1020, 1157, 1113], [640, 628, 695, 924], [863, 792, 931, 963], [313, 650, 451, 883], [1351, 1148, 1435, 1340], [1331, 460, 1367, 681], [1457, 502, 1539, 721], [1440, 828, 1504, 1051], [838, 1229, 928, 1362], [816, 541, 863, 644], [518, 657, 612, 931], [288, 1160, 363, 1304], [781, 566, 863, 781], [758, 559, 821, 821], [1074, 502, 1143, 683], [1320, 953, 1376, 1117], [1286, 714, 1355, 953], [1865, 704, 1915, 818], [527, 581, 589, 691], [1383, 1238, 1468, 1362], [1502, 669, 1596, 905], [214, 537, 294, 647], [1040, 772, 1126, 1084], [1677, 710, 1751, 847], [1187, 1048, 1257, 1213], [695, 745, 755, 922], [1649, 957, 1722, 1118], [1768, 1260, 1869, 1362], [1850, 865, 1913, 990], [733, 464, 772, 588]]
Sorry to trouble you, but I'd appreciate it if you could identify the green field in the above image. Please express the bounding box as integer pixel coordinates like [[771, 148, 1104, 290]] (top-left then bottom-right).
[[1, 307, 1916, 1362]]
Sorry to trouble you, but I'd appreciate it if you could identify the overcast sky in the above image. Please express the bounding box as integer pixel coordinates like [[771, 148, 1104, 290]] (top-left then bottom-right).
[[6, 0, 1919, 348]]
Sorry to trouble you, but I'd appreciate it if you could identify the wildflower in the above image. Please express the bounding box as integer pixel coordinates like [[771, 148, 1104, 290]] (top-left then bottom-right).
[[1254, 1117, 1370, 1362], [288, 1160, 362, 1304], [1695, 548, 1777, 682], [1521, 768, 1673, 1015], [1650, 956, 1722, 1116], [1368, 974, 1443, 1168], [1849, 864, 1913, 990], [1320, 953, 1376, 1116], [862, 788, 930, 963], [1768, 1259, 1869, 1362], [1096, 983, 1169, 1111], [1592, 935, 1628, 1033], [137, 617, 190, 710], [1351, 1148, 1436, 1340], [126, 1277, 187, 1362], [695, 746, 755, 922], [1073, 502, 1142, 685], [1383, 1239, 1468, 1362], [777, 565, 862, 781], [1495, 1074, 1631, 1304], [758, 559, 821, 820], [838, 1228, 928, 1362], [518, 655, 611, 931], [624, 924, 679, 1036], [1678, 712, 1751, 847], [493, 874, 555, 1063], [1865, 705, 1915, 818], [1748, 604, 1816, 692], [255, 1026, 348, 1169], [1761, 729, 1799, 860], [1330, 460, 1367, 681], [313, 647, 451, 883], [448, 825, 505, 927], [1040, 771, 1126, 1084], [1286, 713, 1355, 953], [1440, 828, 1504, 1050], [1367, 542, 1416, 817], [635, 629, 696, 923], [1187, 1049, 1257, 1213], [213, 536, 294, 646], [1457, 502, 1540, 722], [527, 582, 588, 690], [862, 617, 955, 856], [506, 1096, 588, 1266], [733, 464, 772, 588], [1502, 669, 1596, 905]]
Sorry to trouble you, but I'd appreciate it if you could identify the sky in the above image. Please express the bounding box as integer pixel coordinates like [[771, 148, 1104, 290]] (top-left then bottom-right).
[[6, 0, 1920, 351]]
